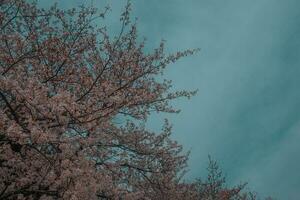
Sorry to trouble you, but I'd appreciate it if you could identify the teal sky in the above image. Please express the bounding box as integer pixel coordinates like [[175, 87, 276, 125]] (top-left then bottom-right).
[[40, 1, 300, 199], [132, 1, 300, 199]]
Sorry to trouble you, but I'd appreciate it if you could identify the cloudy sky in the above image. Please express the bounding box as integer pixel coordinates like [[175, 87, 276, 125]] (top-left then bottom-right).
[[133, 1, 300, 199], [40, 0, 300, 199]]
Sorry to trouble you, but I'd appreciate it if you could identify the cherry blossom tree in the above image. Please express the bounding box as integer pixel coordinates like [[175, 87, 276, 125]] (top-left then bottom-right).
[[0, 1, 274, 200], [196, 156, 259, 200], [0, 0, 199, 199], [195, 156, 275, 200]]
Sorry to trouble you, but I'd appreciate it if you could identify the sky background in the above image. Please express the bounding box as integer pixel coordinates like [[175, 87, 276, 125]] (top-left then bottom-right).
[[132, 1, 300, 199], [40, 1, 300, 199]]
